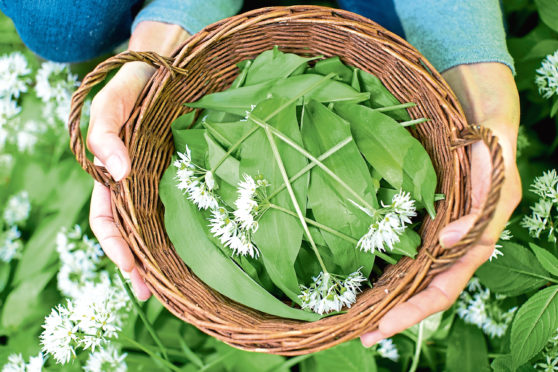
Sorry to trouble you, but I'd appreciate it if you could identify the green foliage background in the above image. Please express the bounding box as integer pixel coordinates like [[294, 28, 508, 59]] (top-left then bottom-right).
[[1, 0, 558, 370]]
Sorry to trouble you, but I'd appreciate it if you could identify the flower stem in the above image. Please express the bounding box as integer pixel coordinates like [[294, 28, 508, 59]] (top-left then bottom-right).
[[373, 102, 416, 112], [400, 118, 429, 127], [119, 334, 180, 372], [268, 203, 397, 265], [208, 73, 336, 174], [117, 271, 169, 362], [248, 113, 376, 212], [409, 320, 424, 372], [266, 136, 353, 201], [264, 126, 328, 273]]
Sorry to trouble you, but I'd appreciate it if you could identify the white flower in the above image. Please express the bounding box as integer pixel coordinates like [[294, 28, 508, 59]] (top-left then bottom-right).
[[389, 190, 417, 225], [522, 170, 558, 242], [3, 191, 31, 225], [457, 278, 517, 338], [16, 120, 48, 152], [84, 344, 127, 372], [35, 62, 78, 103], [532, 169, 558, 202], [535, 354, 558, 372], [377, 339, 399, 362], [357, 190, 416, 254], [0, 226, 24, 262], [233, 174, 269, 232], [2, 353, 26, 372], [174, 146, 219, 210], [209, 207, 259, 257], [489, 247, 503, 261], [40, 303, 78, 364], [536, 50, 558, 99], [0, 99, 21, 147], [0, 52, 31, 100], [25, 353, 44, 372], [299, 269, 366, 315], [490, 228, 511, 261]]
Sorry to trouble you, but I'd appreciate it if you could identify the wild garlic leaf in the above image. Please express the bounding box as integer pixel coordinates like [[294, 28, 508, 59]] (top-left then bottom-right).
[[187, 74, 370, 116], [301, 99, 377, 276], [476, 242, 550, 296], [356, 69, 411, 122], [510, 285, 558, 368], [244, 45, 319, 86], [312, 56, 354, 84], [159, 165, 319, 321], [391, 229, 420, 258], [241, 98, 308, 303], [334, 103, 437, 218]]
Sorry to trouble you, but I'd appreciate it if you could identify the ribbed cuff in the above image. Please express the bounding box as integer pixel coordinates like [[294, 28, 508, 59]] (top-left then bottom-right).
[[393, 0, 515, 74]]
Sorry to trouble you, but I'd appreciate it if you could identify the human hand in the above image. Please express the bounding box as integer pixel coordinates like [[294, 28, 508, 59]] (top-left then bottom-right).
[[88, 21, 189, 300], [361, 62, 521, 346]]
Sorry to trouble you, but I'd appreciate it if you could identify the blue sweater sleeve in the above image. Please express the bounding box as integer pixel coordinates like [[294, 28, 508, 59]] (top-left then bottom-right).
[[131, 0, 243, 35], [393, 0, 515, 74]]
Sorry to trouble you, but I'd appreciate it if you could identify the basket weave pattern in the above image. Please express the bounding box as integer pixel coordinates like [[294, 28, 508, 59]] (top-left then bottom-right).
[[68, 6, 504, 355]]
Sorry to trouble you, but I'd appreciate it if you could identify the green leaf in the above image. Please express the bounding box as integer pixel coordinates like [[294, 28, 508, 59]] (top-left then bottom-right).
[[476, 242, 550, 296], [391, 229, 420, 258], [535, 0, 558, 32], [187, 74, 370, 116], [159, 165, 319, 321], [522, 39, 558, 60], [241, 99, 307, 303], [530, 242, 558, 277], [244, 45, 318, 86], [313, 56, 354, 84], [334, 103, 437, 218], [301, 100, 377, 276], [446, 318, 490, 372], [491, 355, 514, 372], [510, 285, 558, 368], [356, 69, 411, 121], [1, 270, 55, 329], [311, 340, 377, 372]]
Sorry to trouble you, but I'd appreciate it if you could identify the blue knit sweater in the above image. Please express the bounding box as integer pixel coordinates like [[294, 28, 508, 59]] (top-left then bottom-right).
[[132, 0, 514, 74]]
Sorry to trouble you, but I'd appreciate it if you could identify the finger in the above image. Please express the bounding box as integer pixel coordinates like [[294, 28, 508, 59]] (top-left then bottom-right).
[[90, 180, 135, 272], [130, 267, 152, 301], [361, 237, 494, 347], [87, 62, 153, 181]]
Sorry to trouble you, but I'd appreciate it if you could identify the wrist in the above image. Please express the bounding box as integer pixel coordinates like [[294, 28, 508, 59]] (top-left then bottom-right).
[[442, 63, 520, 138], [129, 21, 190, 57]]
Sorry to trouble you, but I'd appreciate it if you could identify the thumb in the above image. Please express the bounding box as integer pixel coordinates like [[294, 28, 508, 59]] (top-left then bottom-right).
[[87, 62, 154, 181]]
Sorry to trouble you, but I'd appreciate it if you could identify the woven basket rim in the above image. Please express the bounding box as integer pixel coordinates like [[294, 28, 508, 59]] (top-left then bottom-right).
[[68, 5, 504, 355]]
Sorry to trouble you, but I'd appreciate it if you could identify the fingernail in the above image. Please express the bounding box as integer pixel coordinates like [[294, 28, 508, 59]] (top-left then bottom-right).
[[361, 331, 382, 347], [106, 154, 125, 181], [439, 230, 462, 249]]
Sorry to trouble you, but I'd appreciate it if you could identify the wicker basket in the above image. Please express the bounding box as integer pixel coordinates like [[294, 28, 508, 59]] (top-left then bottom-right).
[[68, 6, 504, 355]]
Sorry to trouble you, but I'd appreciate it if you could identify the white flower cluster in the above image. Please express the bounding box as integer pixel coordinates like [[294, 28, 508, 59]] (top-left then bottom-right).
[[534, 329, 558, 372], [1, 352, 43, 372], [376, 338, 399, 362], [174, 146, 219, 210], [0, 52, 31, 100], [35, 62, 79, 125], [457, 278, 517, 338], [521, 169, 558, 243], [0, 95, 21, 151], [299, 270, 366, 315], [536, 50, 558, 99], [40, 275, 130, 364], [174, 146, 270, 258], [0, 191, 31, 262], [357, 190, 416, 253], [56, 225, 104, 299], [84, 344, 127, 372], [208, 174, 269, 258]]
